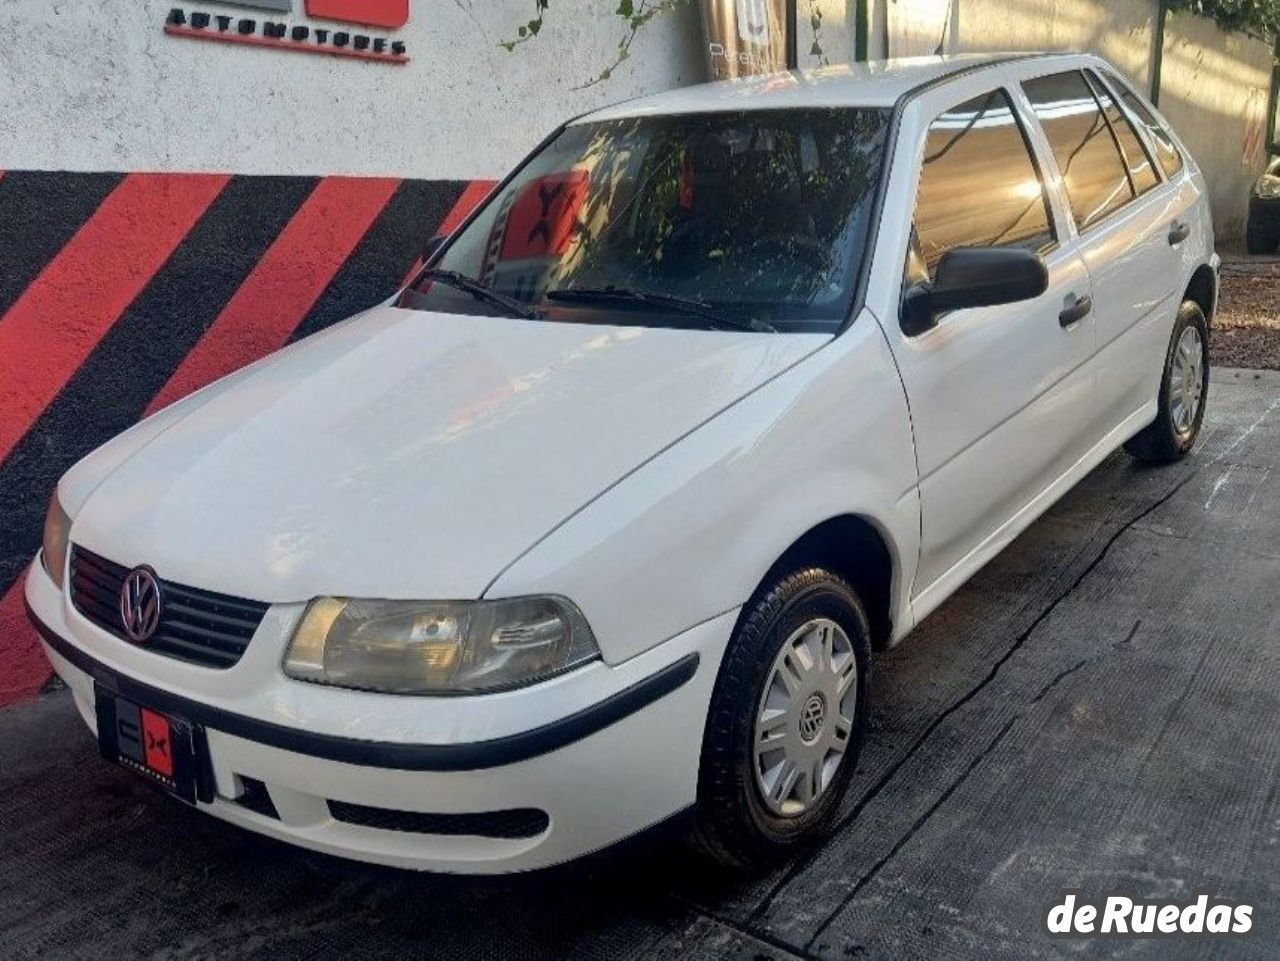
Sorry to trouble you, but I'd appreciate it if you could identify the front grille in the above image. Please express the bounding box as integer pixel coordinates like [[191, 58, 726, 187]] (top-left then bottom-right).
[[328, 801, 551, 840], [69, 545, 269, 669]]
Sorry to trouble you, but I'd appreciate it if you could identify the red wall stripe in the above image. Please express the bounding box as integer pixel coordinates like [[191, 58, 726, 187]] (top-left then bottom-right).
[[0, 174, 229, 466], [1, 176, 479, 710], [0, 573, 48, 707], [400, 178, 497, 285], [146, 176, 400, 414]]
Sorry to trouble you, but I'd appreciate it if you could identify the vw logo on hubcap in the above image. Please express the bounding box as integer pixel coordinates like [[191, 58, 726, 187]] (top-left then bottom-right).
[[119, 567, 162, 643], [799, 693, 826, 743]]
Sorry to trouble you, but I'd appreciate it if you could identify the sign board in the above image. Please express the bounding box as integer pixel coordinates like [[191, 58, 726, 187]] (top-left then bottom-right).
[[700, 0, 792, 80], [164, 1, 411, 64]]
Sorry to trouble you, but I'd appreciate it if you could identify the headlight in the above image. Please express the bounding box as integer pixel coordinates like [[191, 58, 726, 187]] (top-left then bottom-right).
[[1258, 178, 1280, 199], [283, 596, 600, 694], [42, 493, 71, 590]]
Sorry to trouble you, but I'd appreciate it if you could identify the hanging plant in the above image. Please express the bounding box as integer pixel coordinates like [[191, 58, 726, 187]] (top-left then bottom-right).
[[501, 1, 836, 85], [502, 0, 697, 88]]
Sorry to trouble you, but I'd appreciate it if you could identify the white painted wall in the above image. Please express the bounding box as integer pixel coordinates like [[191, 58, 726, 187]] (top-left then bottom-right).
[[0, 0, 704, 179], [0, 0, 1270, 235]]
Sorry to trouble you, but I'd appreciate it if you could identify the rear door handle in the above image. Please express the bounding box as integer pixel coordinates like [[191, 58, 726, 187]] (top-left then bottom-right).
[[1059, 294, 1093, 328], [1168, 221, 1191, 246]]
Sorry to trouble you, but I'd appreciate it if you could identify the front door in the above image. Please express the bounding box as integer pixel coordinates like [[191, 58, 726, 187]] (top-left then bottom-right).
[[878, 85, 1097, 615]]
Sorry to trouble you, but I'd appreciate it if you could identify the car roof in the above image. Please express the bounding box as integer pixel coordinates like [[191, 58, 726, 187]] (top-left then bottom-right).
[[576, 52, 1092, 123]]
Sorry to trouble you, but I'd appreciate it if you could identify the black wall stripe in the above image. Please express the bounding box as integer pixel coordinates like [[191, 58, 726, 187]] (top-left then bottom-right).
[[0, 172, 124, 318], [289, 179, 467, 342], [0, 174, 317, 596]]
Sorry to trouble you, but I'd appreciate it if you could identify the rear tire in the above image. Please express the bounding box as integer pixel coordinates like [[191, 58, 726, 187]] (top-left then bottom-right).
[[1124, 301, 1209, 464], [691, 568, 871, 870]]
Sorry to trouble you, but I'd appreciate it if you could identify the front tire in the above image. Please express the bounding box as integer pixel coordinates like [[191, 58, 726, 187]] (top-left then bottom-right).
[[692, 568, 871, 869], [1125, 300, 1209, 464]]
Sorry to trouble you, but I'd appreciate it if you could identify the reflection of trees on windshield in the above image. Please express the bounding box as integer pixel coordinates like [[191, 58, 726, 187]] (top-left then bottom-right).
[[410, 108, 890, 332]]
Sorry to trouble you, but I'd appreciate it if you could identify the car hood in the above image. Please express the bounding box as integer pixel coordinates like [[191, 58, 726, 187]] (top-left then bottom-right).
[[71, 307, 826, 602]]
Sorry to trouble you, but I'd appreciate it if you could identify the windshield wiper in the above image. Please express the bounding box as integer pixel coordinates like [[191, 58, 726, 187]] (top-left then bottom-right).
[[544, 286, 776, 333], [419, 269, 542, 320]]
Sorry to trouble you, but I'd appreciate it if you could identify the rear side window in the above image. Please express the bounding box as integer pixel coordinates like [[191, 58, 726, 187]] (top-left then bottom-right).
[[1023, 70, 1134, 230], [1101, 68, 1184, 178], [911, 89, 1055, 277], [1085, 70, 1159, 195]]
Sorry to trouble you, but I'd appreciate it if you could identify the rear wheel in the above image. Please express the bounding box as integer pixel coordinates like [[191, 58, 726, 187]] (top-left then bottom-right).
[[692, 568, 871, 869], [1125, 301, 1209, 464]]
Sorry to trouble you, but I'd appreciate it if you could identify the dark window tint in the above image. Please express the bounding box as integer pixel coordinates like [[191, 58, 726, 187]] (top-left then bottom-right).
[[1023, 70, 1134, 230], [912, 89, 1054, 276], [1101, 68, 1184, 178], [1086, 70, 1159, 195]]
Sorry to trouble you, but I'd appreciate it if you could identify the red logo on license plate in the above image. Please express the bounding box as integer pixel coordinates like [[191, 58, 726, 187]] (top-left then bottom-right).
[[305, 0, 410, 28], [141, 709, 175, 778]]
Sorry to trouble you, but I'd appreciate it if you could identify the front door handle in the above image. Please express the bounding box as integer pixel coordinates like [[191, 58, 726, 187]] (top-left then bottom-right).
[[1168, 221, 1191, 246], [1059, 294, 1093, 328]]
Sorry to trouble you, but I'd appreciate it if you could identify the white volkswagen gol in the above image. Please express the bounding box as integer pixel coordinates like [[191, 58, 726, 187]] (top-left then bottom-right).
[[28, 54, 1215, 873]]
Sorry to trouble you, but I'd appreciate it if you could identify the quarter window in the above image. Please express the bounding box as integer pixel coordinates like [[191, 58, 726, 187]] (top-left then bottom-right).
[[1086, 69, 1159, 195], [1100, 68, 1185, 178], [911, 89, 1055, 277], [1023, 70, 1134, 230]]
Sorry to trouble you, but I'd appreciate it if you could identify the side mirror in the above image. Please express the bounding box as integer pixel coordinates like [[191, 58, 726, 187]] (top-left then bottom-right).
[[422, 234, 446, 263], [901, 246, 1049, 337]]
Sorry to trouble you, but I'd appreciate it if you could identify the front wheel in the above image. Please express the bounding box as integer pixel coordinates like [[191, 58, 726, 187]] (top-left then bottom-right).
[[692, 568, 871, 869], [1125, 300, 1209, 464]]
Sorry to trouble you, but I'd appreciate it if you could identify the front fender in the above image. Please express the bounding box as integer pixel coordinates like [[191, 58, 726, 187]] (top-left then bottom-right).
[[485, 316, 921, 665]]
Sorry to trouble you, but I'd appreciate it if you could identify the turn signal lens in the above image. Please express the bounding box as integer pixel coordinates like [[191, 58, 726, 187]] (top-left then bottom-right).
[[41, 493, 72, 590], [283, 596, 599, 694]]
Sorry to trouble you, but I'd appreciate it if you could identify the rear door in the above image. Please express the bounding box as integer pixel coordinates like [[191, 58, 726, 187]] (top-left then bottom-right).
[[877, 83, 1096, 613], [1021, 67, 1193, 438]]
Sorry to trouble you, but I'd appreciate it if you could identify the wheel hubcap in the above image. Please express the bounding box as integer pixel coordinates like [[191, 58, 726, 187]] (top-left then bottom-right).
[[1169, 326, 1205, 436], [753, 618, 857, 818]]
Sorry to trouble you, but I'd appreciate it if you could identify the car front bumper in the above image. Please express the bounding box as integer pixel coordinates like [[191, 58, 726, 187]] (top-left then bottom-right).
[[25, 557, 734, 873]]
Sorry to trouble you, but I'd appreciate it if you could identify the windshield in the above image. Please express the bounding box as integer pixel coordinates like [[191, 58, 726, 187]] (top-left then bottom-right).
[[398, 107, 891, 333]]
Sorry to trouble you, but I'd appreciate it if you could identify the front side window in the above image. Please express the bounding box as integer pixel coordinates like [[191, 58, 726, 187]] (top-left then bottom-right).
[[1101, 68, 1185, 179], [1086, 69, 1159, 195], [1023, 70, 1135, 230], [398, 108, 892, 333], [910, 88, 1054, 279]]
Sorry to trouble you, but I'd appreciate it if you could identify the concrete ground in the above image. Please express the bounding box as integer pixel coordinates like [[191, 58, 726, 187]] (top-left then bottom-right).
[[2, 369, 1278, 961]]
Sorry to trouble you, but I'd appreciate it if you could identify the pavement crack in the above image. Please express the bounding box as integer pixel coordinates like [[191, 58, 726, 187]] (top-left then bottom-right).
[[1031, 657, 1089, 703], [801, 717, 1019, 953], [1029, 619, 1140, 704], [670, 898, 816, 961], [749, 467, 1206, 928]]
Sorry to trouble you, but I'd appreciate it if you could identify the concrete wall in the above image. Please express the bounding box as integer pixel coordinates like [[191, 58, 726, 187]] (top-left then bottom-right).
[[0, 0, 704, 179], [1158, 10, 1275, 237], [860, 0, 1271, 239]]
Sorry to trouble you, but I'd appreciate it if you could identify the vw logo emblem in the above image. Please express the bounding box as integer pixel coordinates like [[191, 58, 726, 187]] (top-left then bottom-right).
[[119, 567, 163, 643], [799, 692, 826, 744]]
